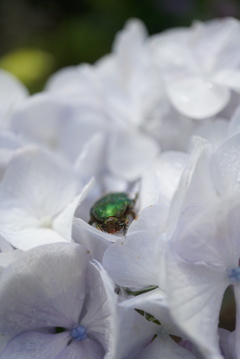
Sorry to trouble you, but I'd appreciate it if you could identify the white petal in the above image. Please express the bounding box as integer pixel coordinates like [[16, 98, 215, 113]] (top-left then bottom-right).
[[59, 109, 108, 162], [74, 133, 106, 180], [228, 105, 240, 137], [171, 196, 240, 268], [213, 70, 240, 92], [0, 130, 23, 179], [0, 222, 70, 251], [45, 64, 103, 99], [120, 289, 172, 330], [0, 70, 28, 125], [168, 138, 216, 237], [0, 331, 69, 359], [81, 261, 118, 357], [45, 65, 87, 93], [191, 119, 229, 150], [108, 129, 159, 181], [113, 19, 148, 73], [56, 339, 104, 359], [1, 146, 78, 218], [0, 250, 23, 275], [138, 336, 197, 359], [167, 76, 230, 119], [167, 256, 226, 359], [139, 151, 188, 209], [128, 204, 167, 238], [103, 231, 163, 288], [73, 218, 112, 262], [192, 18, 240, 72], [0, 235, 14, 252], [116, 306, 156, 359], [10, 94, 64, 148], [0, 243, 90, 337], [210, 133, 240, 195], [54, 178, 94, 241], [218, 328, 235, 359]]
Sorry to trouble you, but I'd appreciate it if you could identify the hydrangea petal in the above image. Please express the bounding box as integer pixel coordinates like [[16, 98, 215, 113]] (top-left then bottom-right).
[[167, 76, 230, 119], [54, 178, 94, 241], [210, 133, 240, 195], [0, 70, 28, 125], [108, 129, 159, 181], [168, 139, 216, 237], [103, 231, 163, 288], [138, 336, 196, 359], [10, 94, 65, 148], [0, 146, 78, 218], [228, 106, 240, 137], [139, 151, 188, 209], [81, 261, 118, 357], [73, 218, 115, 262], [55, 338, 104, 359], [213, 69, 240, 92], [117, 309, 157, 359], [0, 331, 69, 359], [128, 205, 168, 236], [0, 244, 90, 337], [167, 256, 227, 359]]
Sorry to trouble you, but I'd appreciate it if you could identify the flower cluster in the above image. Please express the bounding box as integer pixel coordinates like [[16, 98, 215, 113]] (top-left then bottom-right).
[[0, 17, 240, 359]]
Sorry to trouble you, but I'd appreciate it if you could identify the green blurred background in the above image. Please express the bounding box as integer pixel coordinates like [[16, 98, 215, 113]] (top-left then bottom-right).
[[0, 0, 239, 92]]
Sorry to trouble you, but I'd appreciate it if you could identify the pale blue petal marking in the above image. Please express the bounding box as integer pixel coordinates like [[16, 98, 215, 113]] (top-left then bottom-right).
[[71, 325, 87, 341], [228, 267, 240, 283], [157, 325, 169, 338]]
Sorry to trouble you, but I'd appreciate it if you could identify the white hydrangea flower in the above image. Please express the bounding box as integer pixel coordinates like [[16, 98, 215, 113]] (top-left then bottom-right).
[[167, 195, 240, 359], [9, 92, 109, 162], [44, 22, 161, 181], [0, 146, 92, 250], [0, 243, 118, 359], [151, 17, 240, 119], [118, 289, 198, 359], [96, 19, 168, 135]]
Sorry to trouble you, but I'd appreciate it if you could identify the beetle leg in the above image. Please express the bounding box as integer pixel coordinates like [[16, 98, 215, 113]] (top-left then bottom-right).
[[95, 223, 104, 232]]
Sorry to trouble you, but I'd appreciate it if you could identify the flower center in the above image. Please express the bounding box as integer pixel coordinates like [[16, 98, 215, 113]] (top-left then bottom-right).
[[39, 216, 53, 228], [157, 325, 169, 338], [70, 325, 87, 341], [228, 267, 240, 283]]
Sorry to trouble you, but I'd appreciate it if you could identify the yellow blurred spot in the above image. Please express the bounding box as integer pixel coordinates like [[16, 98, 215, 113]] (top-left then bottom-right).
[[0, 48, 55, 89]]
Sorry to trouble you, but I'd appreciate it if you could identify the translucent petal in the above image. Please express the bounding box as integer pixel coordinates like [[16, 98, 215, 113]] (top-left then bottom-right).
[[103, 230, 164, 288], [210, 133, 240, 195], [167, 256, 227, 358], [0, 70, 28, 126], [167, 76, 230, 119], [0, 244, 90, 337], [0, 331, 69, 359], [108, 129, 159, 181], [138, 336, 197, 359]]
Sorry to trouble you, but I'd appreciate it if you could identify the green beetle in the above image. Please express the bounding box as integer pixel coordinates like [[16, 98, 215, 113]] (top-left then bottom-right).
[[89, 192, 136, 234]]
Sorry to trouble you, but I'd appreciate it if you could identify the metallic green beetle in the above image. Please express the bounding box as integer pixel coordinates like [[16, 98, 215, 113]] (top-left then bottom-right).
[[89, 192, 136, 234]]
